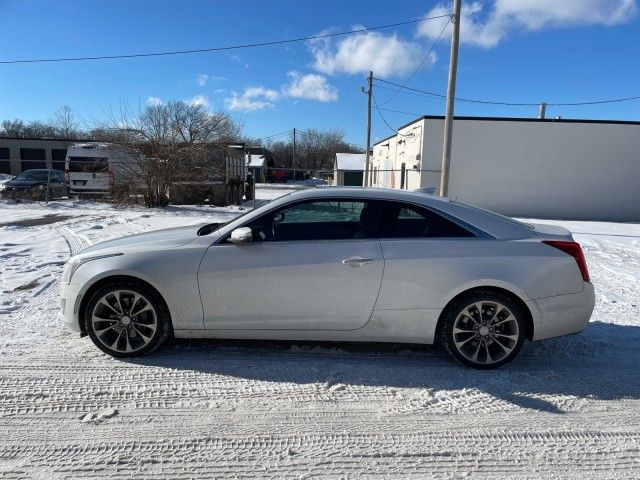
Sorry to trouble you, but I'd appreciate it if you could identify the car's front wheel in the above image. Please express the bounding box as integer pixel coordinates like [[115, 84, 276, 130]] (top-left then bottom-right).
[[84, 281, 171, 358], [438, 291, 527, 369]]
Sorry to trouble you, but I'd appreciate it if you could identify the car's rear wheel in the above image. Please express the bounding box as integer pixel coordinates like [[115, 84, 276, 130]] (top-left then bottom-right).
[[438, 291, 526, 369], [84, 281, 171, 358]]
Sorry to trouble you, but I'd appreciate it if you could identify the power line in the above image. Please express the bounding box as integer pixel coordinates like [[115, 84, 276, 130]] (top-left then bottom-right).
[[0, 15, 451, 65], [372, 92, 412, 137], [379, 107, 426, 117], [296, 128, 366, 148], [378, 15, 451, 107], [374, 77, 640, 107], [254, 129, 293, 142]]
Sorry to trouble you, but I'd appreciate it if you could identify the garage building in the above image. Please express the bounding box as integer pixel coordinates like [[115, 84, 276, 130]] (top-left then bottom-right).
[[371, 116, 640, 221]]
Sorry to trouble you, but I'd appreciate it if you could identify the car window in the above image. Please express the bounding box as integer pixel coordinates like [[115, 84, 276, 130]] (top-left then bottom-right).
[[244, 199, 378, 242], [379, 201, 474, 238], [15, 170, 49, 182]]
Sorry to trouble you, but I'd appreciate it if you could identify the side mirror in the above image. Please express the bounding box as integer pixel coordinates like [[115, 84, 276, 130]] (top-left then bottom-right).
[[229, 227, 252, 245]]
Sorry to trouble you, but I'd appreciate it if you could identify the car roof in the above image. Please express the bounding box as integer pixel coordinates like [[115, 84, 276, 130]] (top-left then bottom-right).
[[290, 186, 451, 205]]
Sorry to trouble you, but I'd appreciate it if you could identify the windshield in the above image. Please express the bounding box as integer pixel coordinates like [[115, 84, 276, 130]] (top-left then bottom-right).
[[15, 170, 49, 182], [197, 208, 254, 236], [197, 192, 295, 236]]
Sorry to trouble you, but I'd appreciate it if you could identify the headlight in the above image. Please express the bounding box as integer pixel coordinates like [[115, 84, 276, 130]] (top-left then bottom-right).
[[62, 253, 123, 284]]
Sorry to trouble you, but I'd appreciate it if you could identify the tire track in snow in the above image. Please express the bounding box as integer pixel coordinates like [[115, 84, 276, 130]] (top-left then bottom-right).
[[58, 227, 91, 256]]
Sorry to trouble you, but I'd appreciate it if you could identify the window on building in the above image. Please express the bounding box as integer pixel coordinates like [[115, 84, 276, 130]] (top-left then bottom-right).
[[51, 148, 67, 161], [378, 202, 474, 238], [0, 147, 10, 160], [20, 161, 47, 171], [0, 161, 11, 174], [20, 148, 46, 160]]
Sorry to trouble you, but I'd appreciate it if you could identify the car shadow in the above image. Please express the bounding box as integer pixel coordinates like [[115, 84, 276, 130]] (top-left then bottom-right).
[[124, 321, 640, 414]]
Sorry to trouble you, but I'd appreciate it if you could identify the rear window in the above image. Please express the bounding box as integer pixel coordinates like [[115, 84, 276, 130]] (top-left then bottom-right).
[[68, 156, 109, 173], [379, 201, 474, 238], [451, 201, 534, 230]]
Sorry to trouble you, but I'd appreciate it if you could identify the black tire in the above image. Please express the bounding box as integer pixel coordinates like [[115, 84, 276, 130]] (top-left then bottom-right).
[[84, 280, 172, 358], [438, 290, 527, 369]]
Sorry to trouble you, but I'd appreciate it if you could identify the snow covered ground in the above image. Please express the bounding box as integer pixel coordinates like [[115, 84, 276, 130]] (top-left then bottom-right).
[[0, 199, 639, 478]]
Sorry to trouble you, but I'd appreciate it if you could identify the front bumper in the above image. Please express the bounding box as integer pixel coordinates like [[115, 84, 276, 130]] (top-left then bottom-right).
[[59, 279, 83, 334], [529, 282, 596, 341]]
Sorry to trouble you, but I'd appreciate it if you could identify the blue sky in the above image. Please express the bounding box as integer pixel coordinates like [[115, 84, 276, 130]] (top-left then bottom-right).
[[0, 0, 638, 146]]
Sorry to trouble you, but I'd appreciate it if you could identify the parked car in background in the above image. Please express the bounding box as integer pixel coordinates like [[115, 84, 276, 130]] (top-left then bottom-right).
[[0, 169, 68, 199], [60, 187, 595, 368]]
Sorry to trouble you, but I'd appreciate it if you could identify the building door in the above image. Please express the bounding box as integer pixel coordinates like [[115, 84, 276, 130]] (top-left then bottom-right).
[[343, 171, 364, 186]]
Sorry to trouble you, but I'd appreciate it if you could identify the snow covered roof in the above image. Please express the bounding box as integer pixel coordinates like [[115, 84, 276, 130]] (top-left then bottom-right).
[[335, 153, 365, 171], [246, 154, 266, 168]]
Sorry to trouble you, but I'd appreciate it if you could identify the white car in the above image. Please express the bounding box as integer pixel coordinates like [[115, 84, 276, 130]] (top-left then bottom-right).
[[60, 188, 595, 368]]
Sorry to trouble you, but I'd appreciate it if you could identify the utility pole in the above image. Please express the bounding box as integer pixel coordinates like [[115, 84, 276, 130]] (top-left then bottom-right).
[[439, 0, 462, 197], [364, 70, 373, 187], [292, 127, 297, 180], [538, 102, 547, 119], [45, 160, 52, 204]]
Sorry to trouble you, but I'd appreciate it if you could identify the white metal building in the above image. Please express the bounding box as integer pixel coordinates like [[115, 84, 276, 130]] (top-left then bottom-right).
[[371, 116, 640, 221], [333, 153, 365, 186]]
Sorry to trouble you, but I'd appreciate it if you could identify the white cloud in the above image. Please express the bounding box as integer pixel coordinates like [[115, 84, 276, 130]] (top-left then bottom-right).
[[417, 0, 638, 48], [225, 87, 280, 112], [146, 96, 163, 107], [282, 71, 338, 102], [195, 74, 226, 86], [187, 95, 211, 108], [195, 74, 210, 86], [225, 73, 339, 112], [308, 27, 435, 77]]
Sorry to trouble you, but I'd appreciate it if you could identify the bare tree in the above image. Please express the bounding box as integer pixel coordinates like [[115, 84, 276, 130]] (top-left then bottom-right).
[[265, 128, 362, 171], [1, 119, 28, 137], [53, 106, 81, 138], [94, 100, 244, 207]]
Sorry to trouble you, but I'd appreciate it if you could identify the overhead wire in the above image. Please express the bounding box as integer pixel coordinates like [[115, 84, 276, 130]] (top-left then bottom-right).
[[372, 92, 412, 137], [377, 15, 452, 107], [0, 15, 452, 64], [374, 77, 640, 107]]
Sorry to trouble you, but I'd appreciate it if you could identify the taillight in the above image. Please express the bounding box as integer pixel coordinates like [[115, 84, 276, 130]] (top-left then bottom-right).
[[64, 169, 69, 184], [542, 240, 590, 282]]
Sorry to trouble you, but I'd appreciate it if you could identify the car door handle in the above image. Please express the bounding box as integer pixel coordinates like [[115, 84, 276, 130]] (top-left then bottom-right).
[[341, 257, 375, 266]]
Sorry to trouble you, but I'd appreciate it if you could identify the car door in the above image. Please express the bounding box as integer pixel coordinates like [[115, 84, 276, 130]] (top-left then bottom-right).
[[375, 201, 478, 310], [198, 198, 384, 331]]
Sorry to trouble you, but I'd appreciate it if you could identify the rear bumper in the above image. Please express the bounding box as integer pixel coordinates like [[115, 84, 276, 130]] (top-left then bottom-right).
[[69, 189, 109, 195], [529, 282, 595, 341]]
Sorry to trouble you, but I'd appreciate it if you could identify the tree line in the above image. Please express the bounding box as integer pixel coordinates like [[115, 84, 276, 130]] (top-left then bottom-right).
[[0, 102, 363, 206], [0, 103, 362, 171]]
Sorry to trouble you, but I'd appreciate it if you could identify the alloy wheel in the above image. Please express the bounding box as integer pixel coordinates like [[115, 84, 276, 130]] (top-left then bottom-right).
[[452, 301, 519, 365], [90, 289, 158, 354]]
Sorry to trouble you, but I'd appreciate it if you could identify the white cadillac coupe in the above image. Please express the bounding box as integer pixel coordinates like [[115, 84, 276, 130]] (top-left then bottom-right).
[[60, 188, 594, 368]]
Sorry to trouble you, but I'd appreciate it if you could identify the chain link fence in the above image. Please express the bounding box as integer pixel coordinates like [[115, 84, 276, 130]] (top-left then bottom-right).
[[244, 167, 330, 209]]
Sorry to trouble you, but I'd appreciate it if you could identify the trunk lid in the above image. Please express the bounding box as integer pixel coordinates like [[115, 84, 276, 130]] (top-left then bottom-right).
[[529, 222, 574, 241]]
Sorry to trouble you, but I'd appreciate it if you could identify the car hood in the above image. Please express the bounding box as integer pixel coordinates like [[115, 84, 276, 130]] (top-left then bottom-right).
[[5, 180, 43, 187], [81, 224, 203, 254]]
